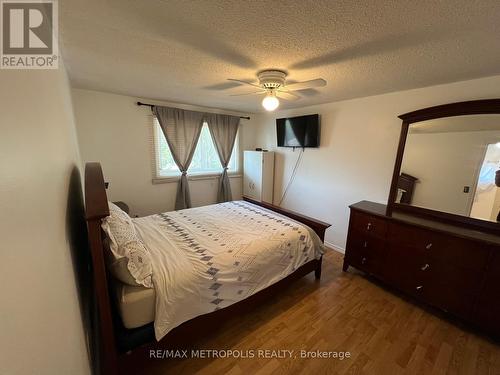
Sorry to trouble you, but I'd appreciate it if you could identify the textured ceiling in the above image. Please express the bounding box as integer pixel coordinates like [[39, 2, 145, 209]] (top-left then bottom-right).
[[61, 0, 500, 113]]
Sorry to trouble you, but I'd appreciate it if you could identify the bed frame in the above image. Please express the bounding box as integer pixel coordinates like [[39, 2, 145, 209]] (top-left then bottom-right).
[[84, 162, 331, 374]]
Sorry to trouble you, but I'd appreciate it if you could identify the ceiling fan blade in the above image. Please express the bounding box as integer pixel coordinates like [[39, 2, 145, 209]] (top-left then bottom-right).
[[276, 91, 300, 101], [284, 78, 327, 91], [230, 90, 267, 96], [227, 79, 262, 89]]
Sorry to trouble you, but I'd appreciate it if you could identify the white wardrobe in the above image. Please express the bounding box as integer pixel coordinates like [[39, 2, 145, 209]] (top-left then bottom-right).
[[243, 151, 275, 203]]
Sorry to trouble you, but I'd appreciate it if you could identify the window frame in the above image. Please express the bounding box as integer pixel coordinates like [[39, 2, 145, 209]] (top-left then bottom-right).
[[151, 116, 241, 183]]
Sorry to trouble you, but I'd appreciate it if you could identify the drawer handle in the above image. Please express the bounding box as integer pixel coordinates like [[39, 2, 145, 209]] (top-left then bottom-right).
[[425, 243, 433, 250], [361, 257, 367, 265], [421, 263, 430, 271], [416, 285, 423, 291], [366, 223, 372, 231], [363, 241, 368, 248]]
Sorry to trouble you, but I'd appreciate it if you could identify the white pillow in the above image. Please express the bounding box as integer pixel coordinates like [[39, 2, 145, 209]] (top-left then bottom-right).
[[101, 202, 153, 288]]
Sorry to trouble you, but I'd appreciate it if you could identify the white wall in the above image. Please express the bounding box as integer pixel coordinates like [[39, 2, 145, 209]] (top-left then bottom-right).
[[402, 130, 500, 216], [72, 89, 259, 217], [0, 67, 91, 373], [255, 75, 500, 251]]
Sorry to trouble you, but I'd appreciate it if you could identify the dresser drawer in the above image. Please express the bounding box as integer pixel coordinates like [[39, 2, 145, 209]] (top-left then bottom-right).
[[347, 230, 386, 256], [383, 253, 421, 295], [385, 248, 480, 318], [482, 247, 500, 285], [473, 248, 500, 335], [423, 260, 482, 293], [388, 222, 489, 271], [350, 210, 387, 239], [473, 302, 500, 337], [387, 244, 484, 294], [345, 227, 386, 276], [346, 249, 381, 275], [420, 259, 481, 317], [416, 280, 477, 319]]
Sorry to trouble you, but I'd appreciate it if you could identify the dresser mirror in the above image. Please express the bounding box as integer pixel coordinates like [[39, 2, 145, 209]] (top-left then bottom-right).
[[388, 99, 500, 232]]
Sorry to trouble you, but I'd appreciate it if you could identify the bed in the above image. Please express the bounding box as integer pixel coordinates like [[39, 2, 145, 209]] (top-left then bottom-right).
[[84, 162, 330, 374]]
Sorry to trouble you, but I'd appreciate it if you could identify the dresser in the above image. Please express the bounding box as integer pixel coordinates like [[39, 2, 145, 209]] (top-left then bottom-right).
[[344, 201, 500, 337]]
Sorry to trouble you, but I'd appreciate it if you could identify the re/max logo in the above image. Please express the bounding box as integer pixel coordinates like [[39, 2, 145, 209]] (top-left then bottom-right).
[[150, 350, 189, 359]]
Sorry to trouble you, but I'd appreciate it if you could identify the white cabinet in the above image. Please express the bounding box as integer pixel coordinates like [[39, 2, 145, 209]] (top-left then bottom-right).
[[243, 151, 274, 203]]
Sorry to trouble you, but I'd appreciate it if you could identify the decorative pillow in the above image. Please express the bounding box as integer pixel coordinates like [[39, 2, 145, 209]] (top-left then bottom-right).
[[103, 240, 139, 287], [101, 202, 153, 288]]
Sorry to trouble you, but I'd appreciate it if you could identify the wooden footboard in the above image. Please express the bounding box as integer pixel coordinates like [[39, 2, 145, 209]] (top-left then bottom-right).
[[84, 163, 331, 375], [242, 196, 330, 241]]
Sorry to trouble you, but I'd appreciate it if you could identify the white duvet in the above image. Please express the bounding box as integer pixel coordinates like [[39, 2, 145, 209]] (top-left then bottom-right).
[[133, 200, 324, 341]]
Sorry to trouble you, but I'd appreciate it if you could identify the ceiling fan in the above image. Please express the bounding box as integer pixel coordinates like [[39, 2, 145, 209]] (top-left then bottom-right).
[[228, 70, 327, 111]]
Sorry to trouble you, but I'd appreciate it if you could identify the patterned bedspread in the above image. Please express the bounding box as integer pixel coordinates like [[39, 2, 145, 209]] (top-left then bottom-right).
[[133, 200, 324, 340]]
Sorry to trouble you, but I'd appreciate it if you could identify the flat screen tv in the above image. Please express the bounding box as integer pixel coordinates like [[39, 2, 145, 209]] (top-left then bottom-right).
[[276, 114, 320, 148]]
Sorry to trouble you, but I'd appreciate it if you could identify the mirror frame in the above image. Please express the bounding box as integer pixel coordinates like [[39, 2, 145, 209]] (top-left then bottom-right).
[[387, 99, 500, 234]]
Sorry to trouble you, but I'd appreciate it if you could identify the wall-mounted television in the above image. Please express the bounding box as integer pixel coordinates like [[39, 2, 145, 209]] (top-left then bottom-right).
[[276, 114, 320, 148]]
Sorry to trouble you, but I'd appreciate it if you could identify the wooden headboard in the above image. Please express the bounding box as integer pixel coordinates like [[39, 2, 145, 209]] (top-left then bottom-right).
[[84, 163, 118, 374], [397, 173, 418, 204]]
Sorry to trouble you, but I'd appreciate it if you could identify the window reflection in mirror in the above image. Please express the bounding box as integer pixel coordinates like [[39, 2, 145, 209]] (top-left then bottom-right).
[[470, 143, 500, 221], [397, 115, 500, 223]]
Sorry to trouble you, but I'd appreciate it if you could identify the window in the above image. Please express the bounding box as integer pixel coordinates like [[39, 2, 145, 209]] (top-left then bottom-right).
[[153, 117, 239, 178]]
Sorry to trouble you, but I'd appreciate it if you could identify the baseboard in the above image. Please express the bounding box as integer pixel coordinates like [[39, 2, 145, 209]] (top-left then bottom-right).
[[324, 241, 345, 254]]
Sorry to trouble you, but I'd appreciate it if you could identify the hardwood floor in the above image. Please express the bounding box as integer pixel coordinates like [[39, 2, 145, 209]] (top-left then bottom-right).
[[126, 249, 500, 375]]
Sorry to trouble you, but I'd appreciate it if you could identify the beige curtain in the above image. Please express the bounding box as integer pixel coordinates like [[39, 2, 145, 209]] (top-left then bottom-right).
[[153, 106, 204, 210], [206, 114, 240, 203]]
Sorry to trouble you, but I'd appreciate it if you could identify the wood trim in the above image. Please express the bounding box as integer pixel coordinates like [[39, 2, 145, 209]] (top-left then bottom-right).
[[84, 163, 118, 374], [388, 99, 500, 233], [242, 196, 331, 241], [84, 164, 331, 374], [391, 203, 500, 235], [85, 162, 110, 220], [398, 99, 500, 123], [350, 200, 500, 246], [387, 121, 410, 216]]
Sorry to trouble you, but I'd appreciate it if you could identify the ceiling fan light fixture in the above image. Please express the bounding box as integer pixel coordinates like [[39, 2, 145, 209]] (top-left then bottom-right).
[[262, 92, 279, 111], [227, 69, 326, 110]]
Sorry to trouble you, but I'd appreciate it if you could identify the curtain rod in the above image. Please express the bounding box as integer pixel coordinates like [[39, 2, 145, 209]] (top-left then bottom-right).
[[136, 101, 250, 120]]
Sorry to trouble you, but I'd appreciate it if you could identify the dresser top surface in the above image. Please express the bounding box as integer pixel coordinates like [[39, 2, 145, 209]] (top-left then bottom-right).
[[350, 200, 500, 246]]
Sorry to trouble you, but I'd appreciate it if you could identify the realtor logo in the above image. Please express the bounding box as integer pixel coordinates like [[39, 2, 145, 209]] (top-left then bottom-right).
[[1, 0, 58, 69]]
